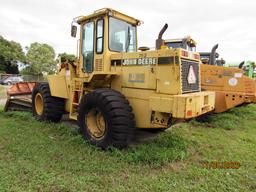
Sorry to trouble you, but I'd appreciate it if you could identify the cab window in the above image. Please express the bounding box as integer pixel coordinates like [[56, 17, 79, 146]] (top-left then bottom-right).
[[82, 22, 94, 72], [109, 17, 136, 52], [96, 19, 104, 54]]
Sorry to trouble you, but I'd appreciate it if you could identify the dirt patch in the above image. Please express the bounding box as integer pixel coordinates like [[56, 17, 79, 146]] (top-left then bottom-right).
[[0, 86, 7, 98], [0, 99, 6, 105], [0, 85, 8, 106]]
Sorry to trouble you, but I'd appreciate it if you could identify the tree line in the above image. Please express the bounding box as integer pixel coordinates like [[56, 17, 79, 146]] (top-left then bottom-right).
[[0, 35, 76, 75]]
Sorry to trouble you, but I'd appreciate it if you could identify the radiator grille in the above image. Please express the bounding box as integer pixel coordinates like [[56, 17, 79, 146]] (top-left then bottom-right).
[[181, 59, 200, 93], [95, 59, 103, 71]]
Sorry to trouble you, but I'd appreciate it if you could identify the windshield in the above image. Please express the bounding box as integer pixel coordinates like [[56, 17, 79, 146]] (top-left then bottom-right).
[[109, 17, 136, 52], [166, 42, 183, 49], [166, 41, 196, 52], [188, 46, 196, 52]]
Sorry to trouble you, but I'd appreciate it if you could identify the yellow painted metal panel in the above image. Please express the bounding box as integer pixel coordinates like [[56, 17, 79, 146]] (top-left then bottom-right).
[[156, 65, 181, 94], [47, 75, 69, 99], [122, 88, 154, 128], [149, 91, 215, 119], [122, 66, 156, 89]]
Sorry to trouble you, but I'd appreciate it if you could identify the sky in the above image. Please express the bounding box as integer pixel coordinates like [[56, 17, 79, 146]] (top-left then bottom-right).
[[0, 0, 255, 62]]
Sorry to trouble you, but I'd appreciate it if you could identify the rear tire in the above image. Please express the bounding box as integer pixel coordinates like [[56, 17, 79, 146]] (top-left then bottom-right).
[[32, 83, 64, 122], [78, 88, 135, 149]]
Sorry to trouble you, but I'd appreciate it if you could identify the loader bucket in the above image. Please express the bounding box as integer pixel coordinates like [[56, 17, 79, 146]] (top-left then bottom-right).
[[4, 82, 37, 112]]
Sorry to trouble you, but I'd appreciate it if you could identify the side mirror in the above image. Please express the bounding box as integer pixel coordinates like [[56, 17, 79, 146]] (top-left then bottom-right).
[[71, 25, 77, 38]]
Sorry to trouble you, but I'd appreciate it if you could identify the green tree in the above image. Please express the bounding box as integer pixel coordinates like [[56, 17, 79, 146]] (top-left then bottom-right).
[[24, 42, 57, 75], [0, 36, 25, 74], [58, 52, 76, 64]]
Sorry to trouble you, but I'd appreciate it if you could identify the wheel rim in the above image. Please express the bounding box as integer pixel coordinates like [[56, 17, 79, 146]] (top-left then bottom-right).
[[86, 108, 106, 139], [35, 93, 44, 115]]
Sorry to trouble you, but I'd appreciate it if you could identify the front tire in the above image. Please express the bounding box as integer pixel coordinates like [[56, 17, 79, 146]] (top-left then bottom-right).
[[78, 88, 135, 149], [32, 83, 64, 122]]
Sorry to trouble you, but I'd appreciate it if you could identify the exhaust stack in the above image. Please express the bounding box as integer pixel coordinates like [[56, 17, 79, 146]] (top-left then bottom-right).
[[209, 44, 219, 65], [200, 44, 219, 65], [156, 23, 168, 50]]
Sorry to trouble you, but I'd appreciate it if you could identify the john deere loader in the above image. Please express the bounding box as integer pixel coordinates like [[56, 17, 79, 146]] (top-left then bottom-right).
[[5, 8, 215, 148], [164, 37, 256, 113]]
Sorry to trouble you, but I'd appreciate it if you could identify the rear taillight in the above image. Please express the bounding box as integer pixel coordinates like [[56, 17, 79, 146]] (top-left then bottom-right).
[[186, 110, 192, 117], [182, 50, 188, 57], [194, 54, 200, 60]]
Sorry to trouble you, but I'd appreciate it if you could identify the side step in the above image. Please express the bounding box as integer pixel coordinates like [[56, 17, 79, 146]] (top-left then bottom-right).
[[69, 79, 84, 120]]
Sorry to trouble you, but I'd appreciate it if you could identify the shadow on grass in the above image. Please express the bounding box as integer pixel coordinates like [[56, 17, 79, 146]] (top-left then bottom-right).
[[108, 131, 189, 166]]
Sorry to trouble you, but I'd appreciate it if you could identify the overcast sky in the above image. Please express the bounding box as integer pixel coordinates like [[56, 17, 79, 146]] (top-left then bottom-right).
[[0, 0, 255, 62]]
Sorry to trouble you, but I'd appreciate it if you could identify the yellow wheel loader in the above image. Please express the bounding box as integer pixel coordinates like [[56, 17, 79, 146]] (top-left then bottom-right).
[[5, 8, 215, 148], [164, 38, 256, 113]]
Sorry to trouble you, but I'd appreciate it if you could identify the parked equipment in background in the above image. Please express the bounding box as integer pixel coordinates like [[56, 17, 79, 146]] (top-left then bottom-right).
[[164, 37, 256, 113], [5, 8, 215, 149], [199, 44, 226, 66], [200, 64, 256, 112], [0, 75, 23, 85], [227, 61, 256, 79], [4, 82, 37, 112]]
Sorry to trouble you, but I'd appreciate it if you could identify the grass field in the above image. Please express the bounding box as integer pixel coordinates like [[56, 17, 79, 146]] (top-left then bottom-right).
[[0, 104, 255, 191]]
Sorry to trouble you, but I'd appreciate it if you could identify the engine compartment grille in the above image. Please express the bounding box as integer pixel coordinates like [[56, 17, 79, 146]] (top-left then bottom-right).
[[95, 59, 103, 71], [181, 59, 200, 93]]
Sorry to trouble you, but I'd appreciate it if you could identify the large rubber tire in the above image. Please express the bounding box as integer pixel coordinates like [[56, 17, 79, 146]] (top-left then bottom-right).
[[78, 88, 135, 149], [32, 83, 64, 122]]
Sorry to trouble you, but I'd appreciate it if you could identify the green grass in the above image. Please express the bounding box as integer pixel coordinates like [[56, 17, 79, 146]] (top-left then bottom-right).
[[0, 104, 256, 191]]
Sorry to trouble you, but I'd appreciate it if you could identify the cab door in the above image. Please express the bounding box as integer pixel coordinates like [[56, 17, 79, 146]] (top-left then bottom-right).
[[94, 19, 104, 72], [82, 19, 104, 73]]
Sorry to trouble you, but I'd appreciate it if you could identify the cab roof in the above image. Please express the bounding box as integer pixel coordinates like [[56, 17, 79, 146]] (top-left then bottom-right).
[[165, 36, 197, 47], [76, 8, 141, 25]]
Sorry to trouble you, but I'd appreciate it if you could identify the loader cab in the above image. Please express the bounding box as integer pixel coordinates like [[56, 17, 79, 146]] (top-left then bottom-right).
[[72, 8, 140, 76], [164, 37, 197, 52], [163, 37, 200, 61]]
